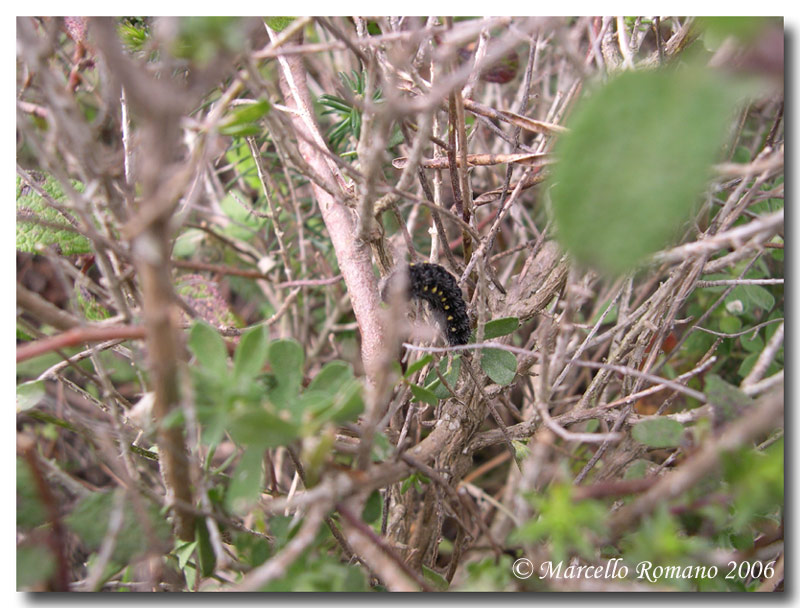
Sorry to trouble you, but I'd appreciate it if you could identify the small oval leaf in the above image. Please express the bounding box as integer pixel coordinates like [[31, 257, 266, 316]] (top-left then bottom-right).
[[483, 317, 520, 340], [480, 348, 517, 386], [632, 418, 684, 448]]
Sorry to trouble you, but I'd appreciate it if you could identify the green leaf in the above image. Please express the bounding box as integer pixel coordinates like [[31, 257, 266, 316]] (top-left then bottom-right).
[[16, 174, 92, 255], [16, 380, 45, 412], [549, 68, 744, 275], [175, 541, 198, 571], [307, 360, 352, 393], [267, 339, 304, 405], [17, 544, 56, 590], [228, 407, 298, 448], [632, 418, 684, 448], [482, 316, 520, 339], [188, 321, 229, 375], [423, 356, 461, 399], [265, 17, 295, 32], [705, 373, 754, 426], [409, 383, 439, 406], [404, 354, 433, 378], [225, 447, 264, 515], [194, 518, 216, 577], [219, 188, 267, 241], [422, 565, 450, 591], [219, 99, 271, 137], [740, 284, 775, 312], [512, 484, 607, 565], [17, 458, 48, 529], [480, 348, 517, 385], [65, 491, 171, 567], [233, 325, 269, 382], [225, 140, 262, 191], [624, 459, 651, 480], [361, 490, 382, 524]]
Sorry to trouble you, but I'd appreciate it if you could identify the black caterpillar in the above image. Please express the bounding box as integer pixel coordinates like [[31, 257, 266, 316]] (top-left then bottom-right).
[[407, 263, 471, 346]]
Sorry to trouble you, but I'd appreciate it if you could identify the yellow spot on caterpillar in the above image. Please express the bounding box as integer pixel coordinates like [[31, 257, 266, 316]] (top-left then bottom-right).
[[447, 315, 453, 321], [441, 296, 446, 302], [430, 286, 437, 293], [444, 305, 450, 310], [451, 327, 457, 332], [409, 262, 415, 266], [422, 285, 428, 291]]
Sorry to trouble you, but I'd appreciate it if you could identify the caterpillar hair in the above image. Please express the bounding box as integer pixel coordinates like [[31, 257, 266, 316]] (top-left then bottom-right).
[[406, 263, 471, 346]]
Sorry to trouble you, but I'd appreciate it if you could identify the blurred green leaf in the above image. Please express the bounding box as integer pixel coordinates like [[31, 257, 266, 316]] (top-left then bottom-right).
[[549, 68, 744, 275], [306, 360, 351, 393], [16, 174, 91, 255], [266, 17, 295, 32], [65, 491, 171, 567], [423, 355, 461, 399], [16, 380, 45, 412], [267, 339, 305, 406], [194, 518, 216, 577], [409, 383, 439, 406], [16, 458, 48, 529], [228, 407, 298, 448], [219, 188, 268, 241], [705, 373, 754, 426], [480, 348, 517, 385], [422, 565, 450, 591], [17, 544, 56, 590], [233, 326, 269, 382], [482, 316, 519, 339], [512, 484, 607, 565], [404, 354, 433, 378], [189, 321, 229, 376], [697, 17, 778, 46], [632, 418, 684, 448], [225, 447, 264, 515], [172, 17, 245, 65], [219, 100, 270, 137]]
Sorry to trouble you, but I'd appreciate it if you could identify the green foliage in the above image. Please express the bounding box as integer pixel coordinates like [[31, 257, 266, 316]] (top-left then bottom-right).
[[722, 439, 783, 532], [16, 380, 45, 413], [317, 70, 402, 155], [16, 174, 91, 255], [697, 17, 779, 47], [632, 418, 684, 448], [188, 321, 229, 376], [619, 506, 717, 590], [219, 188, 269, 242], [17, 544, 56, 589], [420, 355, 462, 400], [512, 484, 608, 565], [258, 552, 368, 591], [65, 491, 171, 569], [218, 99, 271, 137], [75, 285, 111, 321], [704, 373, 754, 426], [409, 382, 439, 406], [16, 458, 48, 529], [456, 555, 514, 591], [400, 472, 430, 495], [265, 17, 295, 32], [482, 316, 520, 339], [549, 68, 746, 275], [194, 519, 217, 577], [171, 17, 246, 65], [480, 348, 517, 386], [422, 565, 449, 591], [118, 19, 149, 53], [225, 446, 266, 515], [187, 321, 363, 496]]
